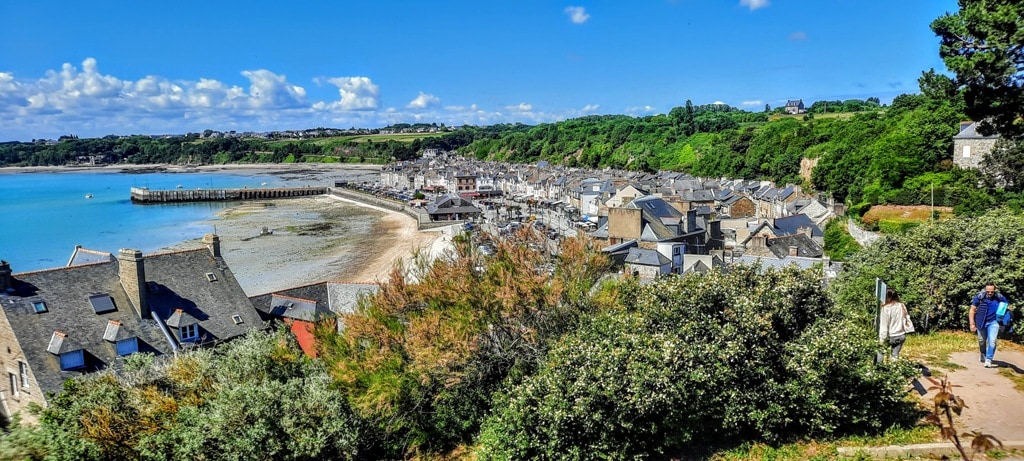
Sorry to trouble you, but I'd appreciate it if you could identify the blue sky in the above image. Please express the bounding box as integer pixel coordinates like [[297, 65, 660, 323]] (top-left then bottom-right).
[[0, 0, 959, 141]]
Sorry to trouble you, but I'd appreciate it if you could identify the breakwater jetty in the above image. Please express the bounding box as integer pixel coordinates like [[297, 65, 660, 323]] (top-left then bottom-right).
[[130, 186, 327, 203]]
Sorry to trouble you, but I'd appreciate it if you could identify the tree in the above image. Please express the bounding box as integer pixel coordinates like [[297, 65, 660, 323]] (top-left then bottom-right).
[[932, 1, 1024, 139], [981, 138, 1024, 191]]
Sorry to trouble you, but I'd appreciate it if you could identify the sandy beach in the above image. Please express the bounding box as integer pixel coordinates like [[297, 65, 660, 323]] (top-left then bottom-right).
[[171, 194, 454, 295]]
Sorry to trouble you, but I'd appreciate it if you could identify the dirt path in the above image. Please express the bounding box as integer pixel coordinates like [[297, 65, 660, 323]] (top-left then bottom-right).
[[920, 349, 1024, 442]]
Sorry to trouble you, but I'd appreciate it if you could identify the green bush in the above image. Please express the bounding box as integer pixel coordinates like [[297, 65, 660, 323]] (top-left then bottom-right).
[[877, 219, 920, 234], [848, 201, 872, 217], [476, 266, 917, 459], [832, 207, 1024, 331]]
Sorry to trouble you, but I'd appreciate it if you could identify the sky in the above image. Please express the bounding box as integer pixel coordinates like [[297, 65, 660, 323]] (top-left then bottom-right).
[[0, 0, 960, 142]]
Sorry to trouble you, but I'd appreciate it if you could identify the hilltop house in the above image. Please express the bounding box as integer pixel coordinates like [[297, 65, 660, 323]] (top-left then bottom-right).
[[785, 99, 805, 115], [0, 235, 265, 423]]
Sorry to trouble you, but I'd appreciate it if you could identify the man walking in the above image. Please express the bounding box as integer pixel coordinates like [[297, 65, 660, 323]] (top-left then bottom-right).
[[970, 283, 1010, 368]]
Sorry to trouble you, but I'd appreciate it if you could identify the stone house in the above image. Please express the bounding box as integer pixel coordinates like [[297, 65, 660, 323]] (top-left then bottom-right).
[[0, 235, 265, 423], [785, 99, 805, 115], [952, 121, 999, 170]]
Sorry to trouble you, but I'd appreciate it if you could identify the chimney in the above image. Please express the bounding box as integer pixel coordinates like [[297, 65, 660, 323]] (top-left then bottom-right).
[[203, 233, 221, 258], [0, 260, 12, 292], [118, 249, 149, 319], [789, 246, 799, 257]]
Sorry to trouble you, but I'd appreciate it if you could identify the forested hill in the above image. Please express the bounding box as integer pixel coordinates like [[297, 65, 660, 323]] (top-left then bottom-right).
[[0, 91, 997, 213], [459, 93, 986, 212]]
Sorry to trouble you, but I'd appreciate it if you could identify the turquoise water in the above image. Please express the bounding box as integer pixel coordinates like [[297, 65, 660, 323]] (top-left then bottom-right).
[[0, 170, 295, 273]]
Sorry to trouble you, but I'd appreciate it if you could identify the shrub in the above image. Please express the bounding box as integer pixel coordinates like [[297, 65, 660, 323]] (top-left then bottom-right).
[[476, 266, 917, 459]]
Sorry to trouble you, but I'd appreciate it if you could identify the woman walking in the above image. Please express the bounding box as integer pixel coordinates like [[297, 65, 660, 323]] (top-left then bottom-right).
[[878, 288, 912, 361]]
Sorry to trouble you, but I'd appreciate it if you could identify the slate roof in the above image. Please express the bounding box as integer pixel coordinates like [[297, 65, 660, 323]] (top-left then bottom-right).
[[2, 261, 173, 395], [624, 248, 671, 267], [773, 214, 823, 238], [249, 281, 379, 327], [627, 195, 683, 219], [765, 233, 823, 258], [953, 122, 999, 139], [143, 249, 264, 345]]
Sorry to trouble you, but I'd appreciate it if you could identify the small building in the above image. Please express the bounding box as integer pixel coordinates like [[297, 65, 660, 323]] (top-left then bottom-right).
[[249, 282, 378, 358], [426, 194, 482, 221], [952, 121, 999, 170], [785, 99, 805, 115], [624, 247, 672, 278]]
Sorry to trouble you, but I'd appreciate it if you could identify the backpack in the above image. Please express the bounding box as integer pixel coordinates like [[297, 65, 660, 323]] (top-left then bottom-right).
[[977, 291, 1015, 329]]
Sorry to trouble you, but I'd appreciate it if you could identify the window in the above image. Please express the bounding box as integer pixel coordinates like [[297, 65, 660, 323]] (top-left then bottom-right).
[[32, 301, 47, 313], [88, 293, 116, 314], [963, 145, 972, 158], [231, 314, 243, 325], [205, 272, 217, 282], [116, 338, 139, 356], [179, 324, 199, 342], [8, 373, 18, 398], [18, 362, 28, 389], [59, 350, 85, 371]]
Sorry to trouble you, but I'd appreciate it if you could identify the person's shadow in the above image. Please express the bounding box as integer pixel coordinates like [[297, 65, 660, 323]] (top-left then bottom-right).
[[992, 360, 1023, 374]]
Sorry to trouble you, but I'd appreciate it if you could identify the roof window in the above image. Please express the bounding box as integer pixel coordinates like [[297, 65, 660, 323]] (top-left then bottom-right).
[[88, 293, 116, 314]]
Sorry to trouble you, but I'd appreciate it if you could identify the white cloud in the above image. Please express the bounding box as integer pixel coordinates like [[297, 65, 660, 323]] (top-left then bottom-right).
[[407, 92, 440, 109], [241, 69, 307, 109], [564, 6, 590, 24], [788, 31, 807, 41], [506, 102, 533, 112], [740, 0, 769, 11], [741, 100, 763, 106], [625, 105, 657, 114], [580, 104, 600, 113], [323, 76, 380, 110], [711, 101, 727, 105]]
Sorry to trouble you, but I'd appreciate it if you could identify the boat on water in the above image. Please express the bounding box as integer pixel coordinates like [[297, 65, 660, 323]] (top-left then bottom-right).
[[85, 193, 93, 199], [261, 182, 268, 186], [176, 184, 183, 189]]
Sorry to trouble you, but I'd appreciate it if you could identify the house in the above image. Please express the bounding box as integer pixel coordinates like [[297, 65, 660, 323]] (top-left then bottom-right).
[[785, 99, 805, 115], [0, 235, 265, 423], [952, 121, 999, 170], [623, 247, 672, 278], [426, 194, 482, 221], [741, 214, 824, 250], [249, 282, 378, 358]]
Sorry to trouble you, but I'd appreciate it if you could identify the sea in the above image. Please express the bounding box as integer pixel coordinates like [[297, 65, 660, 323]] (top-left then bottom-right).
[[0, 168, 365, 273]]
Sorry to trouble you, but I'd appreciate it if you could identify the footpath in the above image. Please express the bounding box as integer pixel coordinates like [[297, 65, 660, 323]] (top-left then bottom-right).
[[840, 348, 1024, 459]]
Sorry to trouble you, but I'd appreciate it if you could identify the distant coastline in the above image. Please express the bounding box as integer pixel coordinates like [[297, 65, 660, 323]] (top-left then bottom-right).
[[0, 162, 384, 175]]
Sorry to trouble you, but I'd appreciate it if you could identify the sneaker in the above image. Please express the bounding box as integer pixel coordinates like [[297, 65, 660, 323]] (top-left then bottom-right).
[[985, 359, 993, 368]]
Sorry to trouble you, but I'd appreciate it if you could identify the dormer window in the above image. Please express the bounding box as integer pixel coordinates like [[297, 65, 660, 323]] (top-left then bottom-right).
[[116, 338, 139, 356], [166, 308, 200, 343], [103, 320, 138, 356], [47, 331, 86, 370], [180, 324, 199, 342], [60, 350, 85, 370]]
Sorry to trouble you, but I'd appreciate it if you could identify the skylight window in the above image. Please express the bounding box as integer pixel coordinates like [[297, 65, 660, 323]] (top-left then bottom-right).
[[231, 314, 243, 325], [88, 293, 116, 314], [205, 272, 217, 282], [32, 301, 47, 313]]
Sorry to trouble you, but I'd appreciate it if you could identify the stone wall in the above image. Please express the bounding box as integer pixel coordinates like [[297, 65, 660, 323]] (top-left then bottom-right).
[[953, 138, 997, 170]]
